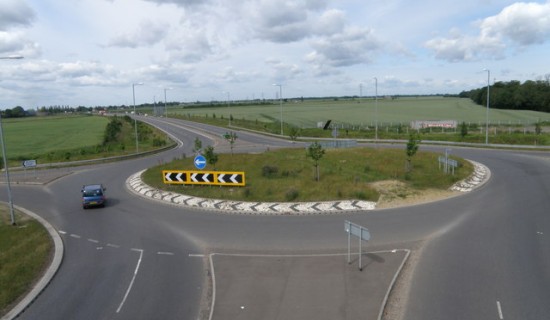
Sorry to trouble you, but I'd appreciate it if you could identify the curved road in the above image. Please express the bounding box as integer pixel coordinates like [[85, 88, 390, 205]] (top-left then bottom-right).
[[5, 117, 550, 320]]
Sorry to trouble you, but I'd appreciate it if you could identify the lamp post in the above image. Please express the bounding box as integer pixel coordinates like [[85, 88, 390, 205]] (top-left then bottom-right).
[[273, 84, 283, 135], [374, 77, 378, 141], [1, 55, 23, 225], [132, 83, 143, 153], [164, 88, 171, 118], [223, 91, 231, 126], [483, 69, 490, 144]]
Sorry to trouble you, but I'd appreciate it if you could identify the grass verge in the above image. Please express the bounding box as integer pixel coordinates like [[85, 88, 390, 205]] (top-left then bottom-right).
[[0, 205, 52, 316], [143, 147, 473, 202]]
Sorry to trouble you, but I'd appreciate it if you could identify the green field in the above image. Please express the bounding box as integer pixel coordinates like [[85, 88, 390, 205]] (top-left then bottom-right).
[[1, 114, 172, 165], [168, 97, 550, 128], [3, 115, 108, 159]]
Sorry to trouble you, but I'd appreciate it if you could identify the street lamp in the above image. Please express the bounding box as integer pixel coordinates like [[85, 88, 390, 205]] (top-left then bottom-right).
[[132, 83, 143, 153], [483, 69, 490, 144], [1, 55, 23, 225], [273, 84, 283, 135], [374, 77, 378, 141], [164, 88, 171, 118], [223, 91, 231, 126]]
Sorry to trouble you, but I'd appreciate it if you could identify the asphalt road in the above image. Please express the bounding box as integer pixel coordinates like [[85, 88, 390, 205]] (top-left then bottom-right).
[[4, 117, 550, 320]]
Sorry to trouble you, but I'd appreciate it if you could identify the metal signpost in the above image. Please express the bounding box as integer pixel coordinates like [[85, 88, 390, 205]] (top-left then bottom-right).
[[22, 159, 37, 179], [438, 149, 458, 175], [345, 220, 371, 271]]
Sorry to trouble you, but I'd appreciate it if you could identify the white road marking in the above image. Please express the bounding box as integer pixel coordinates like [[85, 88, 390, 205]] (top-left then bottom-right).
[[106, 244, 120, 248], [497, 301, 504, 319], [157, 252, 175, 256], [189, 254, 204, 258], [117, 249, 144, 313], [70, 234, 81, 239], [58, 230, 67, 235], [88, 239, 99, 243]]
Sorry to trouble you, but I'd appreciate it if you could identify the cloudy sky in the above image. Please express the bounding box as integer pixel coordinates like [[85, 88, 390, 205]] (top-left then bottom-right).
[[1, 0, 550, 108]]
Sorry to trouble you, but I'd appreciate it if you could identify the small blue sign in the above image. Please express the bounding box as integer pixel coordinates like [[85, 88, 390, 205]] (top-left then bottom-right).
[[194, 155, 207, 170]]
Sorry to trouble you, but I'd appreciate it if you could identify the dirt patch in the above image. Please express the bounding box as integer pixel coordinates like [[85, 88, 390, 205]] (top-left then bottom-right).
[[370, 180, 459, 209]]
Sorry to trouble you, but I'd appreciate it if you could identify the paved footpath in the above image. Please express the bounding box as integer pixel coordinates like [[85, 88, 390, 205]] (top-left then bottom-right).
[[126, 160, 489, 215]]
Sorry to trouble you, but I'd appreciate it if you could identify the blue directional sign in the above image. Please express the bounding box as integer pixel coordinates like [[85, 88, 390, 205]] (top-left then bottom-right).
[[194, 154, 207, 170]]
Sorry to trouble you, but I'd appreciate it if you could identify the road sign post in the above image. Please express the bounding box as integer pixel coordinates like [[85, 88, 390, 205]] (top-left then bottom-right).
[[345, 220, 371, 271]]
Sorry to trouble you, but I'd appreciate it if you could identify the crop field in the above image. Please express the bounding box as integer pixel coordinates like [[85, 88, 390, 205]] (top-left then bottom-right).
[[3, 115, 108, 159], [169, 96, 550, 128]]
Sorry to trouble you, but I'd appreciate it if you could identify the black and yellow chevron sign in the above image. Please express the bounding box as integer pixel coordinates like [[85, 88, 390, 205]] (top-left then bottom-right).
[[162, 170, 246, 186]]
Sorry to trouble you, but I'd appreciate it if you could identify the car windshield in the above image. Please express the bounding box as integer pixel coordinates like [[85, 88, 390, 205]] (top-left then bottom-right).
[[83, 189, 102, 197]]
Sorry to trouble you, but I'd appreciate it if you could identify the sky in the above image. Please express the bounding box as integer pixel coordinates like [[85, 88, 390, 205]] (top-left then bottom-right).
[[1, 0, 550, 109]]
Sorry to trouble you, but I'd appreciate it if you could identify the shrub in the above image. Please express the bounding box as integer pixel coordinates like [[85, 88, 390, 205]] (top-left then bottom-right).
[[285, 188, 299, 201], [353, 191, 367, 199], [262, 165, 279, 177]]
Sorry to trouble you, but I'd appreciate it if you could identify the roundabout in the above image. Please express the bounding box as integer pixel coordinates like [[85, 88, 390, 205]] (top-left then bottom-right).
[[3, 117, 550, 320], [126, 160, 489, 214]]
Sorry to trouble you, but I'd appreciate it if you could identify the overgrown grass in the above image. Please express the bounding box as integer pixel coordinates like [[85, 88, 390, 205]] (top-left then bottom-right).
[[143, 147, 472, 202], [0, 206, 52, 315]]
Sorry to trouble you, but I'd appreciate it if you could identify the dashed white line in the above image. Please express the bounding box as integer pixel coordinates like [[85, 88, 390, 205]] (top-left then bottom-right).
[[497, 301, 504, 319], [88, 239, 99, 243], [58, 230, 67, 235], [157, 252, 175, 256], [117, 249, 144, 313], [189, 254, 204, 258], [70, 234, 81, 239], [106, 244, 120, 248]]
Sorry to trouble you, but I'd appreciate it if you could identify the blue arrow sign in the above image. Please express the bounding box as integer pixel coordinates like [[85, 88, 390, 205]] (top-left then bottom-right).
[[194, 155, 207, 170]]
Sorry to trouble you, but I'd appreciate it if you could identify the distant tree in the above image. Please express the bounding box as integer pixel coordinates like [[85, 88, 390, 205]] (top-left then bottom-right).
[[204, 145, 218, 169], [224, 131, 238, 155], [307, 141, 325, 181], [103, 117, 123, 145], [11, 106, 25, 117], [193, 137, 202, 154], [288, 127, 300, 141], [405, 133, 421, 172], [460, 121, 468, 138]]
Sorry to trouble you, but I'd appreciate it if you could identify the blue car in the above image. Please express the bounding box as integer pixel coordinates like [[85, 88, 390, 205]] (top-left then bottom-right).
[[81, 184, 106, 209]]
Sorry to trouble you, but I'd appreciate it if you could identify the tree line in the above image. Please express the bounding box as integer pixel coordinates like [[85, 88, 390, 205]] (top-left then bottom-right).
[[459, 75, 550, 112]]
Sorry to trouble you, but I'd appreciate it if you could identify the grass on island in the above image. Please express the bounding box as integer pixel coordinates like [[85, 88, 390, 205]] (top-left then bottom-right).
[[0, 206, 52, 316], [143, 147, 473, 202]]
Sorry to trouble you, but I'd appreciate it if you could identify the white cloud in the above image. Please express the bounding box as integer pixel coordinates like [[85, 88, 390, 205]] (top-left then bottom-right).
[[307, 27, 383, 67], [480, 1, 550, 46], [426, 1, 550, 62], [107, 20, 170, 48]]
